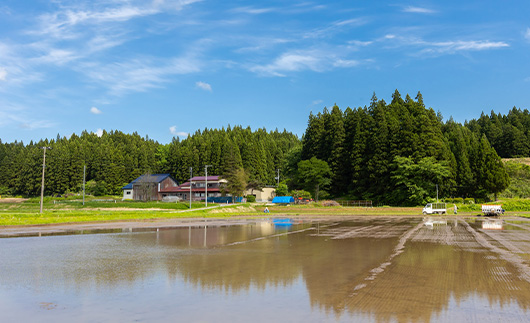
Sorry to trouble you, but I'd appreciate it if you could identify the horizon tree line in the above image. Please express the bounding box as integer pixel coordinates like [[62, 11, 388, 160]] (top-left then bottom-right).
[[0, 90, 527, 205]]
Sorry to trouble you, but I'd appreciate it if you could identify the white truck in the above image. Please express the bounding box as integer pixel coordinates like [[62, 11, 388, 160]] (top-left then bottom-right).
[[481, 205, 504, 216], [422, 203, 447, 215]]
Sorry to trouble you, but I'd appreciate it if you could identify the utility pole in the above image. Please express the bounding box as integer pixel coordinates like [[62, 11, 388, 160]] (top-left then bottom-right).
[[436, 184, 439, 203], [40, 146, 51, 214], [204, 165, 210, 207], [189, 167, 193, 209], [83, 164, 86, 206]]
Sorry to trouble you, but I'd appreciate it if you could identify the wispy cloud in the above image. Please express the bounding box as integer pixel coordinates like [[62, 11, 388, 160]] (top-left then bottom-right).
[[380, 33, 509, 55], [195, 81, 212, 91], [304, 18, 369, 39], [402, 6, 436, 14], [169, 125, 188, 137], [421, 40, 509, 54], [80, 55, 201, 95], [18, 120, 56, 130], [525, 28, 530, 41], [0, 101, 55, 129], [32, 48, 80, 65], [250, 49, 363, 77], [34, 1, 200, 40], [231, 6, 276, 15], [0, 67, 6, 81], [90, 106, 102, 114], [251, 52, 322, 76]]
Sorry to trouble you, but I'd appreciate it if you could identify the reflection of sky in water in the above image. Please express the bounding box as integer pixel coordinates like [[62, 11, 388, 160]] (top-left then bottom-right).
[[0, 218, 529, 322]]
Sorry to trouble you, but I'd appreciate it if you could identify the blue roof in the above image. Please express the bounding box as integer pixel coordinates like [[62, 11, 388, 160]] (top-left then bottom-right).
[[122, 174, 173, 190], [272, 196, 295, 204]]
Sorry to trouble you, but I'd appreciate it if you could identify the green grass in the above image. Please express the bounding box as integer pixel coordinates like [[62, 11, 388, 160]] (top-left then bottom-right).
[[0, 200, 207, 213], [0, 209, 233, 226], [1, 198, 529, 226]]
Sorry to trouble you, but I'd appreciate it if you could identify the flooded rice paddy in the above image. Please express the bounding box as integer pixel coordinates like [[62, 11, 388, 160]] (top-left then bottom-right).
[[1, 216, 530, 322]]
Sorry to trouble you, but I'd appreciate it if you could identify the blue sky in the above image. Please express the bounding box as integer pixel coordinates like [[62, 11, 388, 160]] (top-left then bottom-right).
[[1, 0, 529, 144]]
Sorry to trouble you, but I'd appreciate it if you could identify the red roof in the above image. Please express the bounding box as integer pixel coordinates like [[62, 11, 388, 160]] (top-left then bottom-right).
[[190, 176, 221, 181], [159, 182, 221, 193]]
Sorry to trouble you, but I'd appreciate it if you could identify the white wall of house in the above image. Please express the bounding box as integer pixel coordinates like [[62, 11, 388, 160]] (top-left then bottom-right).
[[123, 189, 133, 200], [245, 187, 276, 202]]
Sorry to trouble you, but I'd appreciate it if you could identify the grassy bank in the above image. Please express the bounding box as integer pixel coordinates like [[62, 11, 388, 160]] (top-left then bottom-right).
[[1, 198, 529, 226]]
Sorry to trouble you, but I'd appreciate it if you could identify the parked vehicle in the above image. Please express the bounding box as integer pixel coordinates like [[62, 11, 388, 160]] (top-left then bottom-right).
[[422, 203, 446, 215], [481, 205, 504, 216]]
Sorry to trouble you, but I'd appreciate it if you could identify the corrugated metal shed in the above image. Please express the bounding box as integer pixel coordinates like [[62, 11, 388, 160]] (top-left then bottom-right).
[[272, 196, 295, 204]]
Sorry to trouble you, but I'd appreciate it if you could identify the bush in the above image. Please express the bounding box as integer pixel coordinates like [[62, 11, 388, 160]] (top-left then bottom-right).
[[317, 190, 330, 200], [291, 190, 312, 199], [246, 195, 256, 202], [276, 182, 288, 196], [464, 198, 475, 204], [452, 198, 463, 204]]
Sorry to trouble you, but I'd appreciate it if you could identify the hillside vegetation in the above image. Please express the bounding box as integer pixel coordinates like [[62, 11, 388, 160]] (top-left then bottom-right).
[[1, 90, 529, 206]]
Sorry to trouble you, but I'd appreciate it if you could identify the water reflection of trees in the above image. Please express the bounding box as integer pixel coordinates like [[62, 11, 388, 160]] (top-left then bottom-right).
[[344, 242, 530, 322], [168, 225, 397, 298], [158, 222, 530, 321], [7, 220, 530, 321]]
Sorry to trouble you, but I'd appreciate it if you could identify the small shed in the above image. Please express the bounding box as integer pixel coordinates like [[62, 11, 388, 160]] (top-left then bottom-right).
[[272, 196, 295, 204]]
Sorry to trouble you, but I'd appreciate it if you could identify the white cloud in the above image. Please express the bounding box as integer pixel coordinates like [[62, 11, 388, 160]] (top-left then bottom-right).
[[381, 34, 509, 55], [34, 1, 201, 39], [90, 106, 102, 114], [33, 49, 79, 65], [169, 126, 188, 137], [95, 128, 103, 137], [426, 40, 509, 53], [525, 28, 530, 41], [251, 52, 322, 76], [195, 81, 212, 91], [0, 67, 6, 81], [333, 59, 360, 67], [231, 6, 276, 15], [79, 55, 201, 95], [250, 49, 364, 76], [403, 6, 436, 14]]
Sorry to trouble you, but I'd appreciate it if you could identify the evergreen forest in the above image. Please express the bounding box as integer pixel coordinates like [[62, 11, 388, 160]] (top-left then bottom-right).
[[1, 90, 529, 206]]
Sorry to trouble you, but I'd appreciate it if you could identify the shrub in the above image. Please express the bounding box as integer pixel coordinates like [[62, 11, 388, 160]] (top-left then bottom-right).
[[246, 195, 256, 202], [291, 190, 312, 199], [452, 198, 464, 204], [464, 198, 475, 204]]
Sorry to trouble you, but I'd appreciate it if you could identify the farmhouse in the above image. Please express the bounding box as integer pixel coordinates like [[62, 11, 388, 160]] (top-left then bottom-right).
[[122, 174, 179, 201], [159, 175, 227, 201]]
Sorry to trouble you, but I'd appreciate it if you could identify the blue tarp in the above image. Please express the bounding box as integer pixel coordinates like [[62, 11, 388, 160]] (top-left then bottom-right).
[[273, 218, 293, 226], [272, 196, 295, 204]]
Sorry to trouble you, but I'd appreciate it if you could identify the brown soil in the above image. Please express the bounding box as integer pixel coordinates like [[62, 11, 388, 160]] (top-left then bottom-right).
[[503, 157, 530, 165], [0, 198, 28, 203]]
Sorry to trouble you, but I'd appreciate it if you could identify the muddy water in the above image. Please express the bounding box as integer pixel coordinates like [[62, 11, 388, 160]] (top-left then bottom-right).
[[1, 217, 530, 322]]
